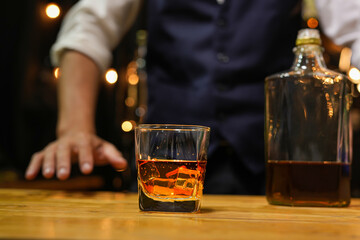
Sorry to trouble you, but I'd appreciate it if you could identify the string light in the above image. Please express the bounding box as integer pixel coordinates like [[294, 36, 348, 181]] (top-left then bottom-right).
[[45, 3, 61, 19], [105, 69, 118, 84]]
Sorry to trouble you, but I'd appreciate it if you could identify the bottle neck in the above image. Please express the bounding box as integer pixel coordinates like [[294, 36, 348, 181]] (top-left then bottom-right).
[[291, 44, 327, 71]]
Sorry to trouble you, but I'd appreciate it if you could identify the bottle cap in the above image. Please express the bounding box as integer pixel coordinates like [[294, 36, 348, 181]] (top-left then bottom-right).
[[295, 28, 321, 46]]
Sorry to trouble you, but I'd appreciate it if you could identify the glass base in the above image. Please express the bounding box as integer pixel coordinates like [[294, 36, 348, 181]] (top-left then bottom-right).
[[138, 188, 200, 212]]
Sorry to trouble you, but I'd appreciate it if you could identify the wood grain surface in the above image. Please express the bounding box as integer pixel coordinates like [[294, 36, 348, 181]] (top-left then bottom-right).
[[0, 188, 359, 240]]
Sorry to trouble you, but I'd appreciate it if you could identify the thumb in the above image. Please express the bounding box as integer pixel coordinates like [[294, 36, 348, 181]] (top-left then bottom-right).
[[99, 142, 128, 171]]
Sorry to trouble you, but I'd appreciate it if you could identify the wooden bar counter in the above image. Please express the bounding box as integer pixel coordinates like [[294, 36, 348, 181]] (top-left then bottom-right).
[[0, 188, 359, 240]]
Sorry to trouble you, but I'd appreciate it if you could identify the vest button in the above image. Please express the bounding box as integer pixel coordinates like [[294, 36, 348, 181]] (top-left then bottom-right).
[[217, 52, 229, 63]]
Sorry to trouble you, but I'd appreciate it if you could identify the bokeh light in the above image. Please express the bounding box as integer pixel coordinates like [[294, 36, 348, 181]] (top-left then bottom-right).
[[307, 17, 318, 29], [45, 3, 60, 19], [121, 121, 133, 132], [105, 69, 118, 84], [348, 67, 360, 84], [339, 47, 352, 73], [135, 106, 146, 117], [128, 74, 139, 85], [125, 97, 135, 107], [53, 67, 60, 79]]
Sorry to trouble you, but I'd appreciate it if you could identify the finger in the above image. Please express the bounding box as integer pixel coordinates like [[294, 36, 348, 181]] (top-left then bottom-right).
[[100, 142, 128, 171], [25, 152, 44, 180], [42, 144, 56, 179], [93, 141, 109, 165], [56, 142, 72, 180], [78, 139, 94, 175], [93, 147, 108, 166]]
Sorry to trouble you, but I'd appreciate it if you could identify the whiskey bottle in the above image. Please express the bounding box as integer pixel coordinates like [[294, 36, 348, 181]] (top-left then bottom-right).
[[265, 28, 352, 207]]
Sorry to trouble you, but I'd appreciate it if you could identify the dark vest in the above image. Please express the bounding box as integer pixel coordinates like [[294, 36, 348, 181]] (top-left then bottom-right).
[[145, 0, 301, 179]]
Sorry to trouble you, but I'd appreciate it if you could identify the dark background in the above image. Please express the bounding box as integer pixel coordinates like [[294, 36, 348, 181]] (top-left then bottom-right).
[[1, 0, 359, 196]]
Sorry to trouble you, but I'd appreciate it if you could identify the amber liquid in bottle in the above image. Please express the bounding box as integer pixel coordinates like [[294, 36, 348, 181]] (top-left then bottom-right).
[[266, 161, 351, 207]]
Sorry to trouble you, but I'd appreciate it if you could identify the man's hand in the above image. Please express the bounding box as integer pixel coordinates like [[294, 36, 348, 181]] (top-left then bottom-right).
[[24, 51, 126, 181], [25, 131, 127, 180]]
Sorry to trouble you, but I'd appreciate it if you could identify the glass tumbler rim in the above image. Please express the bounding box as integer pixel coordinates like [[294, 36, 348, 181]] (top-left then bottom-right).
[[136, 124, 210, 132]]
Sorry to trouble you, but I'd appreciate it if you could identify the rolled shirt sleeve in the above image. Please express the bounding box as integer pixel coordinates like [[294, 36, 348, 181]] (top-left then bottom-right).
[[316, 0, 360, 68], [50, 0, 141, 73]]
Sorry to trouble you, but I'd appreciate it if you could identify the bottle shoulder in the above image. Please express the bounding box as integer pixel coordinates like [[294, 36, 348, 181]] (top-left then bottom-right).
[[265, 67, 349, 82]]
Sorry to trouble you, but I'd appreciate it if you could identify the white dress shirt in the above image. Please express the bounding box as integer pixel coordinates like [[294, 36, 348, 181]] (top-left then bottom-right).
[[51, 0, 141, 73], [316, 0, 360, 69]]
